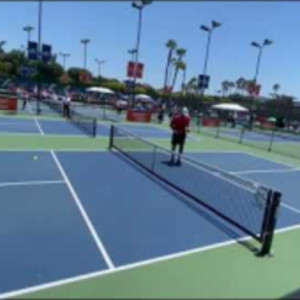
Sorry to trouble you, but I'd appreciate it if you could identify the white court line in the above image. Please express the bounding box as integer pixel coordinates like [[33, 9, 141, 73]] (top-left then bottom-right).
[[0, 132, 99, 138], [27, 101, 45, 135], [231, 168, 300, 175], [241, 151, 300, 169], [2, 222, 300, 300], [50, 150, 114, 270], [0, 237, 253, 299], [281, 203, 300, 215], [0, 149, 109, 152], [33, 118, 44, 136], [187, 150, 245, 154], [0, 180, 65, 188], [1, 148, 299, 298]]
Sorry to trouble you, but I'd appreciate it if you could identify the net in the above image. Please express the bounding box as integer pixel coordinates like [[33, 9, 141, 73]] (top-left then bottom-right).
[[69, 106, 97, 138], [42, 100, 97, 137], [256, 127, 300, 143], [72, 102, 121, 123], [43, 99, 63, 115], [109, 125, 281, 256]]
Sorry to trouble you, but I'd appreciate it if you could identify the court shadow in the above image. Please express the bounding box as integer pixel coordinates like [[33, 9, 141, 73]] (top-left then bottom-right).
[[111, 150, 260, 256]]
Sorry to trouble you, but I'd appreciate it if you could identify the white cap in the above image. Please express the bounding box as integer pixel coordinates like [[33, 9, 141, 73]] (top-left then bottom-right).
[[182, 107, 189, 116]]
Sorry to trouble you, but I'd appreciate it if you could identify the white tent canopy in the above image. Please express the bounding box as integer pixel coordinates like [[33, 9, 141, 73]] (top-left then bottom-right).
[[86, 87, 115, 95], [211, 103, 249, 112], [135, 94, 154, 102]]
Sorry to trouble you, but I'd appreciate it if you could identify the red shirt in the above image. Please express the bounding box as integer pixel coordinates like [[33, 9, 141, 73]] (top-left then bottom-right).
[[170, 114, 190, 134]]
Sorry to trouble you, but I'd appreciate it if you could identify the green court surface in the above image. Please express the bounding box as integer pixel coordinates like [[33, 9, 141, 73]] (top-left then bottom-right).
[[20, 229, 300, 299], [1, 115, 299, 299]]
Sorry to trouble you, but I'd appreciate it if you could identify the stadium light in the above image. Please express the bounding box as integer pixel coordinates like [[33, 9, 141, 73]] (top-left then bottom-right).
[[130, 0, 152, 106], [59, 52, 70, 70], [23, 25, 34, 44], [251, 38, 273, 82], [95, 59, 105, 83], [197, 20, 221, 116], [81, 39, 91, 70], [200, 20, 221, 77]]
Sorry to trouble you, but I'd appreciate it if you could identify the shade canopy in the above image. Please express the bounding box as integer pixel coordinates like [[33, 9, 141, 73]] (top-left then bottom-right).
[[86, 87, 115, 95], [135, 94, 154, 103], [212, 103, 249, 112]]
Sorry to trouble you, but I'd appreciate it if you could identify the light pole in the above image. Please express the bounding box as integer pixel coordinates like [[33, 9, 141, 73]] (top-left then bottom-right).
[[249, 38, 273, 119], [81, 38, 90, 70], [131, 0, 152, 106], [200, 20, 221, 83], [251, 39, 273, 83], [128, 48, 137, 61], [59, 52, 70, 70], [95, 59, 105, 83], [198, 20, 221, 120], [23, 25, 34, 45], [20, 44, 26, 54], [37, 0, 43, 115]]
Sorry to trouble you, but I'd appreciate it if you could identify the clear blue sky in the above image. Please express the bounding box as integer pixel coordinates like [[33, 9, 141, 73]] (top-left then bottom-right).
[[0, 1, 300, 98]]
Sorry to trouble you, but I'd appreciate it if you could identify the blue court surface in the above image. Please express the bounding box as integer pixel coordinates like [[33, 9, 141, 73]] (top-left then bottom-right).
[[0, 149, 300, 296], [0, 116, 178, 139]]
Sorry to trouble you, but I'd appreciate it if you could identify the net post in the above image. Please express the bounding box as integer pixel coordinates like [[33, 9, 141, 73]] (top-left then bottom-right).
[[216, 122, 220, 138], [268, 128, 276, 152], [92, 119, 97, 138], [197, 114, 201, 133], [109, 125, 114, 150], [239, 126, 245, 144], [151, 146, 157, 171], [258, 190, 281, 257]]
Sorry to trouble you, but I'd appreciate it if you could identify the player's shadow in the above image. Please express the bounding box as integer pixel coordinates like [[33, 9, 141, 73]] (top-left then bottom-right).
[[111, 150, 260, 256]]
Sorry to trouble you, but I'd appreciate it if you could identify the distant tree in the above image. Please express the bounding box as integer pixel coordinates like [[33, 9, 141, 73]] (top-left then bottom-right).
[[101, 80, 126, 93], [163, 39, 177, 91], [186, 77, 197, 94], [0, 41, 6, 53], [32, 61, 64, 83], [67, 67, 92, 85], [272, 83, 280, 98], [171, 48, 187, 91], [236, 77, 247, 94], [181, 61, 187, 94], [228, 81, 235, 95], [221, 80, 231, 97]]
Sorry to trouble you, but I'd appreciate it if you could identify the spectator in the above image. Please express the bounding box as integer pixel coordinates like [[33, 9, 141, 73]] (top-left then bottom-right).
[[63, 93, 71, 118]]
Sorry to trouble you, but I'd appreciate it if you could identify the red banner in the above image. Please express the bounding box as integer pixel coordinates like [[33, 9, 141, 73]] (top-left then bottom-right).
[[247, 82, 261, 96], [127, 61, 144, 79], [163, 86, 173, 94], [0, 94, 17, 111], [201, 117, 220, 127], [126, 109, 151, 123], [79, 72, 91, 84]]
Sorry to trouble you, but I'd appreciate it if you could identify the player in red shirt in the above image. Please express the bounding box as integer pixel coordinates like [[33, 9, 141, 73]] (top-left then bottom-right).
[[169, 106, 190, 166]]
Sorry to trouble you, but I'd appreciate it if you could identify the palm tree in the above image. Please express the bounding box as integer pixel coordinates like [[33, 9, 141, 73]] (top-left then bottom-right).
[[186, 77, 197, 94], [0, 41, 6, 55], [221, 80, 231, 97], [228, 81, 235, 95], [171, 48, 187, 91], [168, 57, 177, 89], [236, 77, 247, 94], [272, 83, 280, 98], [181, 62, 187, 93], [163, 39, 177, 91]]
